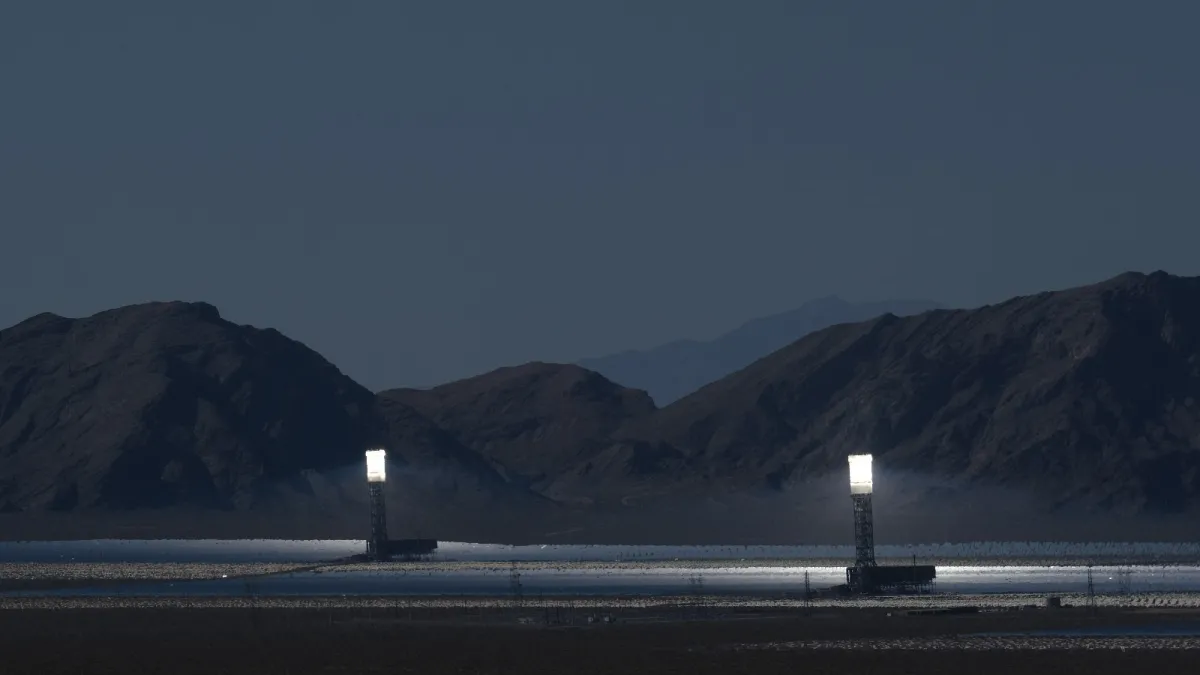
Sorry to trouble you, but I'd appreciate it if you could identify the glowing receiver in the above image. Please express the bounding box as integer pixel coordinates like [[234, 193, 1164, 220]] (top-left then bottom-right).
[[365, 449, 387, 483], [848, 453, 873, 495]]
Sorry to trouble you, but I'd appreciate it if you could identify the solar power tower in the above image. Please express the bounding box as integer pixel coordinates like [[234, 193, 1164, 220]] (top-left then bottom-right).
[[848, 453, 876, 569], [844, 453, 937, 594], [365, 449, 388, 561]]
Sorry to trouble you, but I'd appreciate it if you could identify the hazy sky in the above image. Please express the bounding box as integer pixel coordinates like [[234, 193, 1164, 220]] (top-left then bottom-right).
[[2, 1, 1198, 389]]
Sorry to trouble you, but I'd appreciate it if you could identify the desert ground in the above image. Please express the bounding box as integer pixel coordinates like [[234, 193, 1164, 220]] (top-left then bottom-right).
[[6, 543, 1200, 672], [3, 604, 1200, 674]]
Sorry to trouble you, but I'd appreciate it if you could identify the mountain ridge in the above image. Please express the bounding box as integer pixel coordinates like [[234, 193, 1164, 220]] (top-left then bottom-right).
[[0, 300, 539, 518], [3, 272, 1200, 542], [577, 296, 944, 404], [617, 270, 1200, 513]]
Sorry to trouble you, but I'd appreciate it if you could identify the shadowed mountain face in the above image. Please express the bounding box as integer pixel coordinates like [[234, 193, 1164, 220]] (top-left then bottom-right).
[[626, 271, 1200, 513], [3, 272, 1200, 541], [382, 363, 655, 487], [381, 363, 667, 506], [577, 297, 943, 405], [398, 272, 1200, 516], [0, 302, 529, 516]]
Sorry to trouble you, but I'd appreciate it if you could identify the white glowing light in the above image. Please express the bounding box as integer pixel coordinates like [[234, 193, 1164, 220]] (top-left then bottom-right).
[[365, 449, 387, 483], [848, 454, 873, 494]]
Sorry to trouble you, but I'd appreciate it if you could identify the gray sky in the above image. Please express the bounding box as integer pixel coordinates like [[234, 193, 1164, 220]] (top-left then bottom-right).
[[2, 1, 1198, 389]]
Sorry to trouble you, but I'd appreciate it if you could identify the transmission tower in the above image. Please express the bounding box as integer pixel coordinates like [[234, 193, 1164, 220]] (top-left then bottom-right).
[[687, 574, 706, 619], [1086, 565, 1096, 613], [1117, 567, 1133, 595], [804, 570, 812, 614], [509, 561, 524, 612]]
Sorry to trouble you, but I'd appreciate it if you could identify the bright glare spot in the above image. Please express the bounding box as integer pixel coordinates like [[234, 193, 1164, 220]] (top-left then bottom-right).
[[848, 454, 873, 494], [366, 449, 387, 482]]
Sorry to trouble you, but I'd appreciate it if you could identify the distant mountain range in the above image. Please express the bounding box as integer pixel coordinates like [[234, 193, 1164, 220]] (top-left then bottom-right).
[[577, 297, 944, 405], [3, 272, 1200, 543]]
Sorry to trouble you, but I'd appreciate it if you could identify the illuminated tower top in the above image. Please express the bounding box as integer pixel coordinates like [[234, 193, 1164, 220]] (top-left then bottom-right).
[[366, 449, 387, 483], [848, 453, 873, 495]]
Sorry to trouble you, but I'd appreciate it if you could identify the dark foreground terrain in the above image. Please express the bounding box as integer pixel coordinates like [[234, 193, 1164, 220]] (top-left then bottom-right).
[[4, 605, 1200, 674]]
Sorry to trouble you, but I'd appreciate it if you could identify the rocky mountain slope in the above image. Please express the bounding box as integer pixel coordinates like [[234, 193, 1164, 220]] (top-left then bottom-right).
[[399, 272, 1200, 517], [0, 301, 532, 521], [621, 271, 1200, 513], [3, 271, 1200, 542], [380, 364, 700, 508], [382, 363, 657, 498], [578, 297, 943, 404]]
